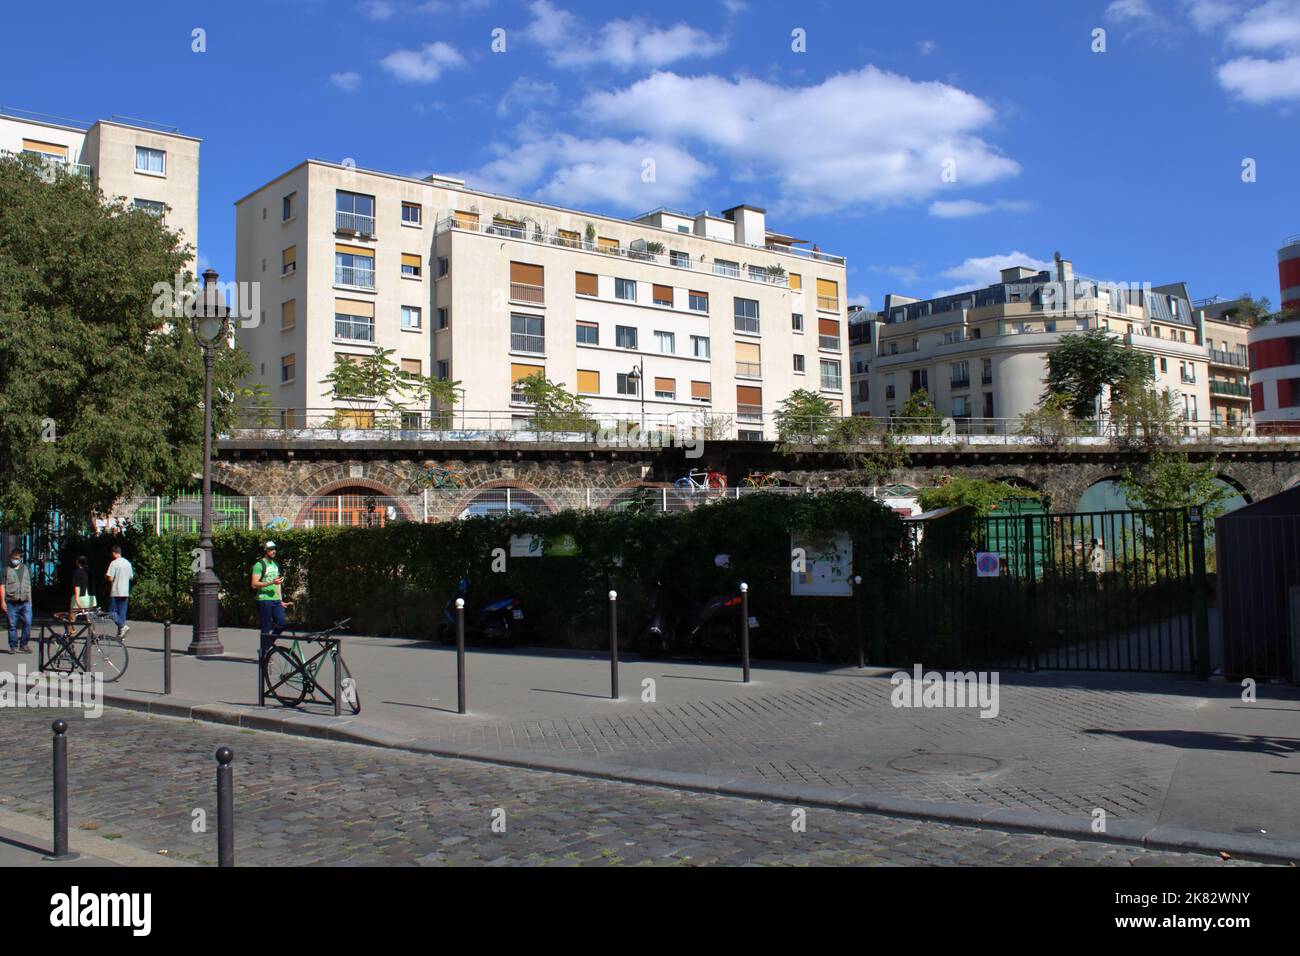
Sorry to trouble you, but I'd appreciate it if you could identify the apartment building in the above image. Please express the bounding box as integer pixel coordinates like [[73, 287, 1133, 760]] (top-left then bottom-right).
[[234, 160, 848, 438], [848, 307, 874, 415], [1247, 236, 1300, 430], [0, 108, 200, 262], [867, 253, 1212, 427], [1197, 299, 1253, 427]]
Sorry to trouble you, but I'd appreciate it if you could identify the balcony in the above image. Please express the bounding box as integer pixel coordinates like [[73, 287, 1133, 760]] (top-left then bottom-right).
[[510, 332, 545, 354], [982, 373, 993, 385], [736, 403, 763, 422], [818, 335, 840, 351], [950, 376, 971, 390], [334, 316, 375, 342], [3, 150, 92, 181], [510, 282, 545, 305], [334, 264, 375, 289], [1180, 373, 1198, 385], [736, 361, 762, 379], [1210, 380, 1250, 398], [335, 211, 375, 235], [1209, 349, 1248, 368]]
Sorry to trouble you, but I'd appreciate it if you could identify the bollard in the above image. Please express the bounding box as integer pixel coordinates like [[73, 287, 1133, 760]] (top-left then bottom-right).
[[455, 598, 467, 715], [333, 639, 342, 717], [853, 575, 864, 669], [216, 747, 234, 867], [740, 582, 751, 683], [163, 620, 173, 695], [608, 590, 619, 700], [44, 719, 78, 861], [257, 632, 268, 707]]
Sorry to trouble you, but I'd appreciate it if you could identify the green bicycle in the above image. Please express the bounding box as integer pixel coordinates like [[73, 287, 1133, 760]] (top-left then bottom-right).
[[263, 618, 360, 714]]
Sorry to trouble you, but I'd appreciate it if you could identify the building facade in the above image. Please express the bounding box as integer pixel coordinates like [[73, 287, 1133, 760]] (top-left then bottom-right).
[[1198, 299, 1253, 427], [234, 160, 849, 439], [1246, 237, 1300, 430], [848, 307, 874, 415], [0, 108, 200, 264], [866, 253, 1212, 428]]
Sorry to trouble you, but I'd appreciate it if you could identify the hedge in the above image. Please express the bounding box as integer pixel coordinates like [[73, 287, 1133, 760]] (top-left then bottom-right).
[[50, 492, 906, 663]]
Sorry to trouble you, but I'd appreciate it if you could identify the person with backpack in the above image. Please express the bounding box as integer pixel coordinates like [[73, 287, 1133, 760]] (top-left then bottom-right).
[[251, 541, 289, 648], [2, 548, 33, 654]]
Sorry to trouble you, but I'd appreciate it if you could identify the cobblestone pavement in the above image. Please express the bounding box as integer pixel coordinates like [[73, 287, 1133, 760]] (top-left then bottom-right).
[[0, 709, 1264, 867]]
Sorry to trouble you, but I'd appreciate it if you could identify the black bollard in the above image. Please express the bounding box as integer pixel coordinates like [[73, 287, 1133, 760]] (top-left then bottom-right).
[[608, 590, 619, 700], [455, 598, 467, 715], [740, 582, 751, 683], [853, 575, 864, 669], [44, 719, 78, 861], [333, 639, 342, 717], [257, 633, 268, 707], [216, 747, 234, 867], [163, 620, 173, 695]]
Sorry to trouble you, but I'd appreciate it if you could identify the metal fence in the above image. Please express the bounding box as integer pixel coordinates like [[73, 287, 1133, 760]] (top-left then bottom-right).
[[1216, 502, 1300, 680]]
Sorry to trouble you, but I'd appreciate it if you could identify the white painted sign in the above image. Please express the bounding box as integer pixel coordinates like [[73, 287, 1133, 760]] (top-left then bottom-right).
[[791, 531, 853, 597]]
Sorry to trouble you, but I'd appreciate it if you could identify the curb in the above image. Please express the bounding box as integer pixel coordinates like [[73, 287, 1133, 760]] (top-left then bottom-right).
[[101, 689, 1300, 866]]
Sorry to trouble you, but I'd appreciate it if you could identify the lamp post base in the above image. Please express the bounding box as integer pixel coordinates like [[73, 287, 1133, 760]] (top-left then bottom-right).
[[187, 571, 224, 656]]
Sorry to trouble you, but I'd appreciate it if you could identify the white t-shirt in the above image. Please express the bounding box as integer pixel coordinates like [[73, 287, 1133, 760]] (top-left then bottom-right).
[[107, 557, 133, 597]]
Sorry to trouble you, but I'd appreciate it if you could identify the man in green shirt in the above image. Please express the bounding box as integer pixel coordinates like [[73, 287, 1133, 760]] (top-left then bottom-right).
[[251, 541, 287, 646]]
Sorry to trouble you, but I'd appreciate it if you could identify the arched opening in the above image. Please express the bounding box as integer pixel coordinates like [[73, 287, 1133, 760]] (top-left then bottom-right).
[[1075, 476, 1131, 513], [602, 483, 680, 513], [1213, 474, 1252, 515], [298, 483, 412, 528], [456, 484, 553, 520], [1285, 473, 1300, 492]]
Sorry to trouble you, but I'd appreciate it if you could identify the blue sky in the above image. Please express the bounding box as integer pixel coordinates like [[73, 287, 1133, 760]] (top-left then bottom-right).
[[5, 0, 1299, 310]]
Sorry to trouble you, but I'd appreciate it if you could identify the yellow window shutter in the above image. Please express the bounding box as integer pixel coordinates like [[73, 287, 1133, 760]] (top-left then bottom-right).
[[735, 342, 761, 362], [282, 246, 297, 266], [334, 298, 374, 317], [281, 299, 296, 329], [511, 363, 544, 383], [577, 370, 600, 393], [789, 273, 802, 290], [335, 243, 373, 257], [23, 139, 67, 158], [401, 253, 422, 268]]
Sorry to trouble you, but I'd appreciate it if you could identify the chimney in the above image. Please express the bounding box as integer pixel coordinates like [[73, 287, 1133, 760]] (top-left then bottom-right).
[[1054, 251, 1073, 284]]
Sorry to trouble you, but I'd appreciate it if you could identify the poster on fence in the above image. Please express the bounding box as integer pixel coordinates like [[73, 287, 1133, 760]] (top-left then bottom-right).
[[790, 531, 853, 597], [509, 533, 580, 557]]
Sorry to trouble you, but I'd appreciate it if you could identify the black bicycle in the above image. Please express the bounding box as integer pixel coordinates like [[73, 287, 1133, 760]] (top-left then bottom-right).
[[44, 608, 129, 682], [263, 619, 359, 714]]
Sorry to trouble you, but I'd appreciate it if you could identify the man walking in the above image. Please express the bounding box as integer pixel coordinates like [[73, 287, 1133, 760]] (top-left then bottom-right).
[[251, 541, 288, 649], [1, 548, 33, 654], [105, 544, 134, 637]]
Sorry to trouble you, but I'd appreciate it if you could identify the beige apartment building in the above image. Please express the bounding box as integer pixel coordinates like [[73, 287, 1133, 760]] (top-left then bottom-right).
[[868, 254, 1214, 429], [234, 160, 848, 438], [1198, 299, 1254, 427], [0, 108, 200, 263]]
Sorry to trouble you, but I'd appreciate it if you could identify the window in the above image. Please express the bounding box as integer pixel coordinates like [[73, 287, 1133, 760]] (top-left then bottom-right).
[[511, 363, 544, 403], [736, 341, 761, 379], [654, 330, 675, 354], [859, 380, 869, 402], [736, 385, 762, 421], [281, 299, 296, 331], [436, 257, 449, 278], [654, 377, 676, 400], [793, 354, 805, 373], [789, 273, 802, 291], [748, 265, 768, 282], [282, 193, 295, 221], [691, 335, 710, 359], [401, 412, 423, 430], [280, 353, 296, 383], [575, 271, 598, 296], [982, 357, 992, 384], [885, 376, 896, 401], [401, 202, 422, 226], [1160, 356, 1168, 372], [335, 244, 375, 288], [818, 318, 840, 350], [816, 278, 839, 311], [401, 306, 422, 330], [281, 245, 297, 275], [436, 360, 450, 380], [436, 308, 448, 330], [714, 259, 740, 278], [911, 369, 928, 393], [510, 262, 544, 303], [400, 358, 422, 379], [691, 380, 712, 403], [792, 313, 804, 332], [950, 360, 970, 388], [335, 299, 375, 342], [336, 190, 375, 234], [617, 373, 639, 396], [952, 396, 972, 418], [734, 297, 760, 334], [577, 321, 599, 346], [280, 408, 298, 428], [401, 253, 422, 278], [616, 325, 638, 350], [689, 290, 709, 313], [510, 313, 545, 354], [615, 277, 637, 301], [134, 147, 165, 174], [597, 236, 619, 253], [133, 198, 165, 217], [577, 369, 600, 394], [653, 284, 673, 307], [670, 250, 690, 268], [983, 392, 994, 418], [819, 359, 842, 391]]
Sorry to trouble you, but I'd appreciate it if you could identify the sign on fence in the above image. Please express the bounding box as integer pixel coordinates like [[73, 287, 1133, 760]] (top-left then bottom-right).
[[975, 552, 1002, 577], [790, 531, 853, 597]]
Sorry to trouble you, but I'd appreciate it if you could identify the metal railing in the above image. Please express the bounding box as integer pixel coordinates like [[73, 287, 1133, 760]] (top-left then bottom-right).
[[510, 332, 545, 353], [735, 361, 762, 379], [820, 377, 843, 392], [1211, 380, 1250, 397], [1283, 235, 1300, 249], [736, 403, 763, 422], [509, 282, 544, 304], [334, 264, 375, 288], [818, 335, 840, 351], [1, 149, 92, 180], [334, 316, 375, 342], [336, 211, 375, 234], [1209, 349, 1249, 368], [734, 315, 761, 335]]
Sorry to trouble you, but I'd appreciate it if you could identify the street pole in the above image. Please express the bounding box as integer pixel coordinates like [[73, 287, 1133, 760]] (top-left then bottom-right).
[[188, 270, 227, 656]]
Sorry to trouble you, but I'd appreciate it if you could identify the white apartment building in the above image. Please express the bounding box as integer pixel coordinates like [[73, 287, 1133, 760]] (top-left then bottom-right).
[[868, 254, 1213, 428], [234, 160, 849, 438], [0, 108, 200, 263]]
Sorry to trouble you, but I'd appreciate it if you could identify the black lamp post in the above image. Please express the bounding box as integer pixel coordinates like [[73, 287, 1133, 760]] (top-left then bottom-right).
[[188, 269, 229, 656], [626, 361, 646, 428]]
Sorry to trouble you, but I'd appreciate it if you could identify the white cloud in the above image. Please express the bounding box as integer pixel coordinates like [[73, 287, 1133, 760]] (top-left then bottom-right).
[[460, 133, 712, 212], [1217, 52, 1300, 100], [930, 252, 1053, 297], [928, 198, 1032, 218], [1185, 0, 1241, 31], [379, 42, 466, 82], [1105, 0, 1158, 21], [359, 0, 395, 20], [1227, 0, 1300, 48], [1209, 0, 1300, 102], [497, 76, 559, 116], [524, 1, 726, 69], [585, 68, 1020, 215], [917, 39, 937, 55], [330, 71, 363, 93]]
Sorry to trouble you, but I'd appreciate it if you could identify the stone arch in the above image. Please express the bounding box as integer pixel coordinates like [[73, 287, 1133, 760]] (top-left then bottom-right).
[[289, 463, 413, 499], [1214, 472, 1253, 504], [1074, 474, 1130, 514], [294, 478, 415, 527], [995, 475, 1040, 491], [451, 479, 558, 519], [1284, 473, 1300, 492]]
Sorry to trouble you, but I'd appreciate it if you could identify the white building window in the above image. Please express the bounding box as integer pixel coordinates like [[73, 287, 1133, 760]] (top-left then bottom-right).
[[401, 306, 422, 330], [654, 331, 675, 354], [134, 147, 166, 175]]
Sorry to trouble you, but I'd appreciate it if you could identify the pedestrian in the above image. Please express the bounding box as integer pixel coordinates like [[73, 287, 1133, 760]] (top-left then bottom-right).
[[71, 555, 95, 612], [105, 544, 134, 637], [251, 541, 289, 652], [1088, 538, 1107, 576], [1, 548, 33, 654]]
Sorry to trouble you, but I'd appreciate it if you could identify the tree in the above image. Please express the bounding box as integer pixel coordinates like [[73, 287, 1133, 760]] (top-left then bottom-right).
[[1120, 452, 1233, 519], [512, 374, 598, 432], [919, 477, 1040, 517], [894, 388, 943, 435], [1221, 294, 1273, 326], [1017, 392, 1090, 446], [1043, 329, 1151, 419], [1110, 386, 1183, 452], [0, 153, 250, 530], [318, 346, 459, 426], [774, 388, 837, 444]]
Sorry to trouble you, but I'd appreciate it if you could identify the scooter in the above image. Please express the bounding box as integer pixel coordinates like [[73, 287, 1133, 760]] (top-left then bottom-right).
[[436, 576, 526, 646], [637, 579, 757, 659]]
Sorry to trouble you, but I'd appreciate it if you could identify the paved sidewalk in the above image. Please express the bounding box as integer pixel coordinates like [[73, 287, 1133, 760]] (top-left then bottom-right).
[[61, 619, 1300, 862]]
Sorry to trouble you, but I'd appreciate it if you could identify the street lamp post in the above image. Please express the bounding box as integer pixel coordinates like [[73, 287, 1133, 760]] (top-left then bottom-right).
[[188, 269, 230, 656], [626, 360, 646, 430]]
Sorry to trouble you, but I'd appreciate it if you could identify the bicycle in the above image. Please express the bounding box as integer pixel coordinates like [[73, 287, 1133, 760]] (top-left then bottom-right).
[[411, 464, 466, 491], [674, 468, 728, 493], [263, 618, 360, 714], [742, 472, 779, 489], [44, 608, 129, 683]]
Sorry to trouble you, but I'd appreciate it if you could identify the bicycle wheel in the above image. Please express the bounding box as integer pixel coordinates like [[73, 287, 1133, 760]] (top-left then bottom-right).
[[264, 647, 308, 707], [87, 635, 129, 682], [674, 478, 692, 490], [338, 657, 361, 715]]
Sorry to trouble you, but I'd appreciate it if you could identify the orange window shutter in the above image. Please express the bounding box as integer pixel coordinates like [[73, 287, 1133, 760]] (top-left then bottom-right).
[[691, 381, 711, 400], [653, 284, 673, 302], [736, 385, 762, 405], [654, 377, 675, 392], [511, 363, 543, 383], [23, 139, 68, 157], [334, 298, 374, 317], [577, 370, 600, 393], [789, 273, 802, 290], [400, 359, 421, 375], [818, 318, 840, 336], [575, 272, 598, 295], [597, 236, 618, 250], [735, 342, 761, 362]]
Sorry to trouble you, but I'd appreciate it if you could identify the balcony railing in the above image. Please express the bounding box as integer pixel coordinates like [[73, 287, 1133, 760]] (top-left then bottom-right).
[[336, 211, 375, 235], [1210, 349, 1248, 368], [734, 315, 761, 335], [1180, 373, 1198, 385], [818, 335, 840, 351], [335, 264, 375, 288], [2, 150, 93, 180], [736, 361, 762, 379], [736, 403, 763, 422], [510, 282, 545, 305], [820, 377, 843, 392], [713, 262, 741, 278], [950, 376, 971, 390], [334, 316, 375, 342], [510, 332, 545, 354], [1211, 380, 1251, 397]]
